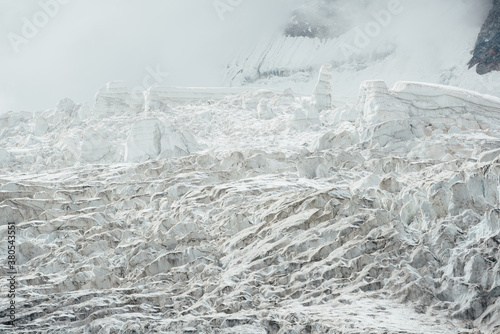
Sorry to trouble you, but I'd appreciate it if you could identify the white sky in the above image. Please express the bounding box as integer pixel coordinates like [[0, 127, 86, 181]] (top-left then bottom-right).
[[0, 0, 493, 113], [0, 0, 297, 112]]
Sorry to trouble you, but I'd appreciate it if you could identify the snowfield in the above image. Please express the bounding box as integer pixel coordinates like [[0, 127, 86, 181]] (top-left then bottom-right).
[[1, 78, 500, 333], [222, 0, 497, 102]]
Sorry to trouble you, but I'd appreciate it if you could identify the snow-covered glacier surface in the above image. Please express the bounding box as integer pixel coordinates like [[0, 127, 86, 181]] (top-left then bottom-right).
[[1, 80, 500, 333]]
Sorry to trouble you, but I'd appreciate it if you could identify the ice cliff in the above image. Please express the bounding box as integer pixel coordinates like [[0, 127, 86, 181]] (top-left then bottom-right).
[[1, 77, 500, 333], [224, 0, 499, 100]]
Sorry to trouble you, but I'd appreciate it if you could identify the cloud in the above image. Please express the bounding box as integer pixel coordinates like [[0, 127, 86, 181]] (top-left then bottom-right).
[[0, 0, 297, 112], [1, 0, 490, 113]]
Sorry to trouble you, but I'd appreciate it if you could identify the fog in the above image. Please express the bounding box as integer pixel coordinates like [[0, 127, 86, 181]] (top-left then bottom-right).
[[0, 0, 493, 113], [0, 0, 297, 112]]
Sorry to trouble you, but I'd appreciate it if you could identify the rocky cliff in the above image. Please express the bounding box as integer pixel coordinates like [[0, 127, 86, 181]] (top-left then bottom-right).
[[469, 0, 500, 74]]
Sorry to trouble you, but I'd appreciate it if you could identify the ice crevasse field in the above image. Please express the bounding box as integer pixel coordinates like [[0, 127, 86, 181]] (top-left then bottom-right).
[[1, 0, 500, 333]]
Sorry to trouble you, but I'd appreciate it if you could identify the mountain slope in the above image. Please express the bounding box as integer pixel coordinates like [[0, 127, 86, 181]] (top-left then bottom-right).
[[469, 0, 500, 74], [1, 81, 500, 333], [223, 0, 498, 99]]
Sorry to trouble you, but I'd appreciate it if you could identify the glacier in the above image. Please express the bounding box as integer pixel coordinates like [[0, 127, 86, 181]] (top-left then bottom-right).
[[1, 76, 500, 333], [221, 0, 497, 103]]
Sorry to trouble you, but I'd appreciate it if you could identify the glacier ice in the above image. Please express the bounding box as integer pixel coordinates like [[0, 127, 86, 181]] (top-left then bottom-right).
[[0, 81, 500, 333], [312, 63, 333, 111]]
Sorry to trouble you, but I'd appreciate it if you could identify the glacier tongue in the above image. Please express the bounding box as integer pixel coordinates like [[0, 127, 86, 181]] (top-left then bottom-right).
[[1, 81, 500, 333]]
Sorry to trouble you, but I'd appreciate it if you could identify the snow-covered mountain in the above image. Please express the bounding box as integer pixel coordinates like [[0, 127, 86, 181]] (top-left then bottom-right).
[[469, 0, 500, 74], [2, 1, 500, 333], [223, 0, 499, 99]]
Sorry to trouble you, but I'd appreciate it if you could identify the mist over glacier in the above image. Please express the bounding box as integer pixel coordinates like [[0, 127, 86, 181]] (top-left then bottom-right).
[[0, 0, 296, 113], [224, 0, 495, 99], [0, 0, 495, 113], [2, 1, 500, 333]]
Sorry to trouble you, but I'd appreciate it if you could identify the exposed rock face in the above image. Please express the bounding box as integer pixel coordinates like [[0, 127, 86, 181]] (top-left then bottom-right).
[[225, 1, 500, 100], [469, 0, 500, 74], [284, 0, 355, 39], [285, 7, 332, 39]]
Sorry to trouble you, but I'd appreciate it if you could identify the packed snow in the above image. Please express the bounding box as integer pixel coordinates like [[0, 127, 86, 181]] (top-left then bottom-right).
[[1, 75, 499, 333], [223, 0, 498, 102]]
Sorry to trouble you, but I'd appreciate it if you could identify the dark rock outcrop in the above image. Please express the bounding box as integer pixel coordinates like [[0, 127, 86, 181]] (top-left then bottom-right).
[[468, 0, 500, 74], [284, 0, 353, 39]]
